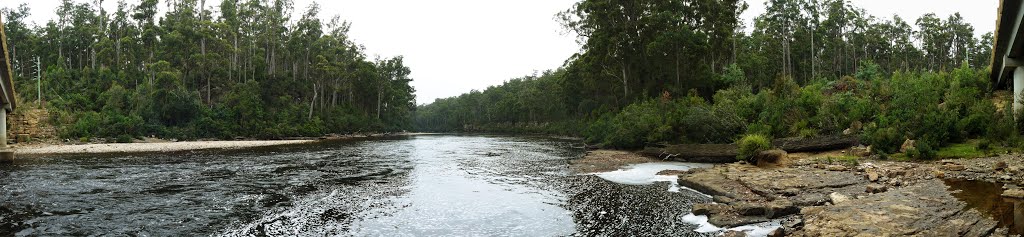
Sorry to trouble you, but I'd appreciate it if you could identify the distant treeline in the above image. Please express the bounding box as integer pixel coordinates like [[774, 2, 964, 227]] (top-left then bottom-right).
[[415, 0, 1011, 159], [2, 0, 415, 140]]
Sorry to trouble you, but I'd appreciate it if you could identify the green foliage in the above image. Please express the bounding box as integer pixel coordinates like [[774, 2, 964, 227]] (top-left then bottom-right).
[[4, 1, 417, 140], [863, 126, 902, 154], [737, 134, 772, 161], [907, 141, 936, 160], [115, 135, 133, 143]]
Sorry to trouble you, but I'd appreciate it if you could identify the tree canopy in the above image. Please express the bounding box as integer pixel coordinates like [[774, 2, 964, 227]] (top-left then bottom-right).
[[2, 0, 417, 139]]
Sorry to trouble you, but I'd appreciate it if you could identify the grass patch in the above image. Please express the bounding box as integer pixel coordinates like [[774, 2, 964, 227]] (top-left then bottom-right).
[[936, 142, 986, 159]]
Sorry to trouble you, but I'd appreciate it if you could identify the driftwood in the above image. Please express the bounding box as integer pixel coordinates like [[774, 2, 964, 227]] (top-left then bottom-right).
[[641, 135, 860, 163]]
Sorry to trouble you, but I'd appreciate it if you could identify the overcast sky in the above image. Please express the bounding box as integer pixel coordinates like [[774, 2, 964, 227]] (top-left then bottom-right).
[[0, 0, 1001, 104]]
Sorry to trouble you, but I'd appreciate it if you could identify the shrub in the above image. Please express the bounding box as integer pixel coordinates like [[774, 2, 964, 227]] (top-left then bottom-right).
[[977, 139, 992, 151], [737, 134, 772, 161], [115, 135, 133, 143], [864, 126, 902, 154], [908, 141, 937, 160]]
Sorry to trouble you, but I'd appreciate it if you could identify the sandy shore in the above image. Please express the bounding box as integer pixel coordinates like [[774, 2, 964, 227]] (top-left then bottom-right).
[[14, 140, 316, 155]]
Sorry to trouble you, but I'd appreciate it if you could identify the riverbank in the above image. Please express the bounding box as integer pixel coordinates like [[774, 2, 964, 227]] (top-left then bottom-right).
[[581, 149, 1023, 236], [12, 133, 432, 156]]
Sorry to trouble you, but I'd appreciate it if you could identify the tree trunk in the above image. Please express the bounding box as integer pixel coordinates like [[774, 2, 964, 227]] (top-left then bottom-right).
[[309, 84, 317, 120], [621, 63, 629, 100]]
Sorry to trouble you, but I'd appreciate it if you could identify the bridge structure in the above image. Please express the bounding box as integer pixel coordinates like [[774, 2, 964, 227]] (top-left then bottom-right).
[[993, 0, 1024, 114], [0, 13, 19, 162]]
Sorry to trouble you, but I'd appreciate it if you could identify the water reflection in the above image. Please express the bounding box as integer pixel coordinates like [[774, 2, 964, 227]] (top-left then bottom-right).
[[945, 179, 1024, 234], [1, 135, 714, 236]]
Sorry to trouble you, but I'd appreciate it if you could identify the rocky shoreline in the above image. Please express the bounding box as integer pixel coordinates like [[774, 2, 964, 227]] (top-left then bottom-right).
[[580, 149, 1024, 236]]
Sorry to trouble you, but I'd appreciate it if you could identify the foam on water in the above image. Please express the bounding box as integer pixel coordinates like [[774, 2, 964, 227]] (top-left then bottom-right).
[[592, 162, 712, 195], [681, 213, 782, 237], [592, 162, 781, 236]]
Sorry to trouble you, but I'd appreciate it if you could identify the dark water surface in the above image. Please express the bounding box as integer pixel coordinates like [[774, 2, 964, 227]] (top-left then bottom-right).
[[946, 179, 1024, 234], [1, 135, 712, 236]]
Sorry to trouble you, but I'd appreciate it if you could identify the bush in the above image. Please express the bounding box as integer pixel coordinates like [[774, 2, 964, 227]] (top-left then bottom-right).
[[907, 141, 936, 160], [978, 139, 992, 151], [737, 134, 772, 161], [115, 135, 133, 143], [864, 126, 902, 154]]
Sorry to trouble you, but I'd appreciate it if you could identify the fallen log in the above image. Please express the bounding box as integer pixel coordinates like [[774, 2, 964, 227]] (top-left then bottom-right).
[[773, 135, 860, 153], [640, 143, 738, 163], [641, 135, 860, 163]]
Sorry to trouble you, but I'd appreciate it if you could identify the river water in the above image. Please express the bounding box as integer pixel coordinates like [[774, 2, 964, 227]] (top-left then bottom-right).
[[0, 135, 718, 236]]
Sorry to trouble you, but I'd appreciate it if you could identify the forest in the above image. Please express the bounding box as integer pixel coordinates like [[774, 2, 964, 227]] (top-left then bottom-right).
[[414, 0, 1008, 159], [1, 0, 416, 140]]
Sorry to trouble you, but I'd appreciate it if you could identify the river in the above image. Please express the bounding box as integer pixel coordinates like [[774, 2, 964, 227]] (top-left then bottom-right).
[[1, 135, 722, 236]]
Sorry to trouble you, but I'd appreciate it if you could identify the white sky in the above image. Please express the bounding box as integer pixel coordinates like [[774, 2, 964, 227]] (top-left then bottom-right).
[[0, 0, 1002, 104]]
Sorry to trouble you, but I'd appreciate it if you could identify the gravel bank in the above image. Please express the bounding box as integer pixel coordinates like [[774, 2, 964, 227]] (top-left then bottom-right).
[[14, 140, 316, 155]]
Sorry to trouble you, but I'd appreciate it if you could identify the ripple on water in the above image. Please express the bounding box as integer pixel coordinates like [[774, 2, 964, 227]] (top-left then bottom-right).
[[1, 136, 737, 236]]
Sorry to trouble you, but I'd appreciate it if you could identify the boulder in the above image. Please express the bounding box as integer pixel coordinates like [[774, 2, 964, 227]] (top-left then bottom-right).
[[900, 139, 916, 153], [829, 192, 850, 204], [1001, 189, 1024, 199], [866, 171, 879, 182], [866, 184, 888, 194], [994, 161, 1008, 171], [754, 149, 789, 167]]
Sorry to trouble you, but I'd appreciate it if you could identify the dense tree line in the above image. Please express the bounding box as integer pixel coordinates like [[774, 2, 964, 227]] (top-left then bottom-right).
[[415, 0, 1008, 158], [2, 0, 416, 140]]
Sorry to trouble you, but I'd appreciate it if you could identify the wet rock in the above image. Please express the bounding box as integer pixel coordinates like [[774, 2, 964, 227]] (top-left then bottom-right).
[[712, 195, 736, 204], [708, 214, 770, 228], [943, 163, 966, 171], [765, 199, 799, 218], [865, 184, 888, 194], [829, 192, 850, 204], [994, 161, 1008, 171], [735, 202, 767, 216], [654, 170, 687, 176], [802, 180, 997, 236], [1001, 189, 1024, 199], [754, 149, 789, 167], [826, 165, 847, 171], [767, 228, 785, 237], [722, 230, 746, 237], [866, 171, 879, 182], [900, 139, 916, 153]]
